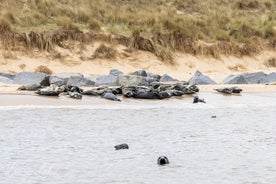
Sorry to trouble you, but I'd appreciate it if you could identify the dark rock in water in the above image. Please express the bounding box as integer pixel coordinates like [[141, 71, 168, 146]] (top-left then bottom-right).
[[265, 72, 276, 83], [0, 73, 15, 80], [157, 156, 169, 165], [102, 92, 121, 101], [14, 72, 49, 86], [95, 75, 118, 86], [132, 70, 147, 77], [0, 76, 14, 84], [189, 70, 216, 85], [18, 84, 41, 91], [160, 74, 178, 82], [68, 92, 82, 99], [49, 76, 66, 87], [66, 76, 95, 87], [211, 115, 217, 118], [117, 75, 150, 86], [193, 96, 206, 103], [114, 143, 129, 150], [109, 69, 124, 76], [214, 87, 242, 94], [35, 85, 60, 96], [243, 72, 267, 84]]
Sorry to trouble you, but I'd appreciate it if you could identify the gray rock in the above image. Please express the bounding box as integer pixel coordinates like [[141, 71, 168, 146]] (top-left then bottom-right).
[[243, 72, 267, 84], [95, 75, 118, 86], [132, 70, 147, 77], [160, 74, 178, 82], [49, 76, 66, 86], [67, 76, 95, 87], [189, 70, 216, 85], [0, 76, 14, 84], [55, 72, 84, 79], [109, 69, 124, 76], [0, 73, 15, 80], [265, 72, 276, 83], [14, 72, 49, 86], [222, 74, 247, 84], [117, 75, 150, 86]]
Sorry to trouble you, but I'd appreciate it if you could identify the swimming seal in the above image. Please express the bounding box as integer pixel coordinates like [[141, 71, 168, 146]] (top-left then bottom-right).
[[157, 156, 169, 165], [114, 143, 129, 150], [193, 96, 206, 103]]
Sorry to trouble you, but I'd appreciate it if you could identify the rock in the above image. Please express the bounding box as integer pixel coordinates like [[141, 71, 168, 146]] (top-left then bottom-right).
[[0, 73, 15, 80], [147, 72, 161, 82], [49, 76, 66, 86], [109, 69, 124, 76], [243, 72, 267, 84], [160, 74, 178, 82], [117, 75, 150, 86], [132, 70, 147, 77], [264, 72, 276, 83], [222, 74, 247, 84], [55, 72, 84, 79], [95, 75, 118, 86], [14, 72, 49, 86], [67, 76, 95, 87], [189, 70, 216, 85], [0, 76, 14, 84]]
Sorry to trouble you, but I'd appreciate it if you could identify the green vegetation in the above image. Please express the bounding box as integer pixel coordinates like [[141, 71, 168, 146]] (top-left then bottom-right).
[[0, 0, 275, 59]]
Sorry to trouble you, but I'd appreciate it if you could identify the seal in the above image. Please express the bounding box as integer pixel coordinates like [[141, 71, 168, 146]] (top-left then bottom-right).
[[114, 143, 129, 150], [68, 92, 82, 99], [102, 92, 121, 101], [157, 156, 169, 165], [193, 96, 206, 103]]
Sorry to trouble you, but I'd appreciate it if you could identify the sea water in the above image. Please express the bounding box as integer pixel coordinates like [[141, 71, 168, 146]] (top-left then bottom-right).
[[0, 93, 275, 184]]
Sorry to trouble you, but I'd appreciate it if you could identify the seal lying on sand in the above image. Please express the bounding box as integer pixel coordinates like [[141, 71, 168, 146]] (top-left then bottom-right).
[[214, 87, 242, 94], [102, 92, 121, 101], [193, 96, 206, 103], [157, 156, 169, 165], [35, 85, 60, 96], [68, 92, 82, 99], [18, 84, 41, 91], [114, 143, 129, 150]]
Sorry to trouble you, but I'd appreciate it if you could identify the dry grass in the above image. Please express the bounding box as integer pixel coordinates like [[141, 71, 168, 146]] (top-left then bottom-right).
[[264, 57, 276, 67], [228, 64, 247, 71], [18, 64, 26, 70], [34, 65, 53, 75], [92, 43, 117, 59], [0, 0, 275, 60]]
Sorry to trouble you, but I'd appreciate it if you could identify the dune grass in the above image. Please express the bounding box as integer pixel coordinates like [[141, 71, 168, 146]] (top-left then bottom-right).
[[0, 0, 275, 60]]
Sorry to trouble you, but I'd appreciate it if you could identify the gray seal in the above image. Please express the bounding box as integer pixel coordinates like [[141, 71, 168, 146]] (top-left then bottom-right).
[[193, 96, 206, 103], [157, 156, 169, 165], [114, 143, 129, 150], [102, 92, 121, 101]]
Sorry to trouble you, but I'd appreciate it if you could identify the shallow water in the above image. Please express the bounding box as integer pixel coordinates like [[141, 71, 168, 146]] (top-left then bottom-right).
[[0, 93, 276, 184]]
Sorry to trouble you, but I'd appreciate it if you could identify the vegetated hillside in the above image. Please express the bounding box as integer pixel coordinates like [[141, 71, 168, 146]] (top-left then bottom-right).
[[0, 0, 275, 61]]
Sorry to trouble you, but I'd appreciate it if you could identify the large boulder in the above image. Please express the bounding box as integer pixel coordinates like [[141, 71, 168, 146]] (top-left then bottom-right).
[[131, 70, 147, 77], [95, 75, 118, 86], [14, 72, 49, 86], [109, 69, 124, 76], [49, 76, 66, 86], [243, 72, 267, 84], [67, 76, 95, 87], [222, 74, 247, 84], [189, 71, 216, 85], [0, 76, 14, 84], [0, 73, 15, 80], [160, 74, 178, 82], [265, 72, 276, 83], [54, 72, 84, 79], [117, 75, 150, 86]]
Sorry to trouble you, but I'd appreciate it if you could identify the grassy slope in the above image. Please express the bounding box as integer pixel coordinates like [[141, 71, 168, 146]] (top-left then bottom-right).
[[0, 0, 275, 60]]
